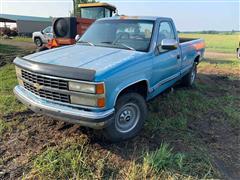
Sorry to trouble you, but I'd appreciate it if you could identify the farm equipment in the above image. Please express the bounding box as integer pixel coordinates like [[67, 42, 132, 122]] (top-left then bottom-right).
[[39, 2, 116, 51]]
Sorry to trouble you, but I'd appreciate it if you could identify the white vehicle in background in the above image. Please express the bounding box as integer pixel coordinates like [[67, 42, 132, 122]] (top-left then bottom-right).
[[32, 26, 53, 47]]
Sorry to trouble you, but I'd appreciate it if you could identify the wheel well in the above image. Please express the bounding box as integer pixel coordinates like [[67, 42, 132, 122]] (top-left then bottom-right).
[[34, 37, 41, 40], [194, 55, 200, 64], [117, 81, 148, 101]]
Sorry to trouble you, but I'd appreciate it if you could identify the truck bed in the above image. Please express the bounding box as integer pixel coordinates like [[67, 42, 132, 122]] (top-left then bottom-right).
[[179, 37, 199, 43], [179, 37, 205, 52]]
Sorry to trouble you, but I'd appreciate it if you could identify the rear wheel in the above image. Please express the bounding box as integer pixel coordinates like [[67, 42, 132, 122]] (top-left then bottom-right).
[[237, 48, 240, 59], [104, 93, 147, 142], [181, 63, 197, 87], [34, 37, 42, 47]]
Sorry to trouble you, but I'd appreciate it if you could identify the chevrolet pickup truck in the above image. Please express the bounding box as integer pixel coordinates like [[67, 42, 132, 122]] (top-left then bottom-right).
[[13, 16, 205, 142]]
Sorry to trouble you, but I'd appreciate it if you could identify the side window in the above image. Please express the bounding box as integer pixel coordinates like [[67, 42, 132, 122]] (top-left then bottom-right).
[[158, 21, 175, 44], [43, 26, 51, 33], [105, 8, 111, 17]]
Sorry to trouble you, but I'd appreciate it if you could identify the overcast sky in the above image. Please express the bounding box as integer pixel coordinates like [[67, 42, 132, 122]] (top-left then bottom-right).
[[0, 0, 239, 31]]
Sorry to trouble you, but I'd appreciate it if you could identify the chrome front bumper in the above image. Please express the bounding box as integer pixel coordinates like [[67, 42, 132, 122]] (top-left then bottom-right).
[[13, 85, 114, 129]]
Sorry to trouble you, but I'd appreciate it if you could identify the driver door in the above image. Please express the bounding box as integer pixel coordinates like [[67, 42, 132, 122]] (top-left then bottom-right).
[[42, 26, 53, 43], [151, 21, 181, 88]]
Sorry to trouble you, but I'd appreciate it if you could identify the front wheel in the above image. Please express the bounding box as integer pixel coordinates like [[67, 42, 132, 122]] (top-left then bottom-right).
[[103, 93, 147, 142], [237, 48, 240, 59], [34, 37, 43, 47], [181, 63, 197, 87]]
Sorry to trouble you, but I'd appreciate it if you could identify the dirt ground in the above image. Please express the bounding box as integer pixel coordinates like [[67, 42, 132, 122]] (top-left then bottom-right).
[[0, 40, 239, 179], [0, 39, 35, 50]]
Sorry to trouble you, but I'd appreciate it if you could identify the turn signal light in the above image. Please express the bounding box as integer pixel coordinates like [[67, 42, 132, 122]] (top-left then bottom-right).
[[97, 98, 105, 108], [96, 84, 105, 94]]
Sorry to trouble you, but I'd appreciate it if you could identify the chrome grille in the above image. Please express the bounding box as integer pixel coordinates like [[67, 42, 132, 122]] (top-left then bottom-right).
[[23, 82, 70, 103], [22, 70, 68, 90]]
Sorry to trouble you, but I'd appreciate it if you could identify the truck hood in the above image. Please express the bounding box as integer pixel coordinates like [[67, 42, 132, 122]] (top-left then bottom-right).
[[25, 45, 144, 73]]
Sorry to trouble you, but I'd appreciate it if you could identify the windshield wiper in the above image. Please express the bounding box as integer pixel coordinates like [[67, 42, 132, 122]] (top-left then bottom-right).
[[77, 40, 95, 46], [114, 43, 136, 51], [100, 41, 113, 44], [99, 41, 136, 51]]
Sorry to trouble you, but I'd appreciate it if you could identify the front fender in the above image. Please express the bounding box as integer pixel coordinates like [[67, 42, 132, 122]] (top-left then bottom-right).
[[105, 63, 152, 109]]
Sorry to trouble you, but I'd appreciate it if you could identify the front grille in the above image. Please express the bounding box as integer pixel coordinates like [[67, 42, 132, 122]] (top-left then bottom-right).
[[22, 70, 68, 90], [24, 82, 70, 103]]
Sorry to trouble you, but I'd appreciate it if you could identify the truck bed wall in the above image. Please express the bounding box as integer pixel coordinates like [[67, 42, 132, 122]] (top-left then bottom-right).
[[179, 37, 199, 43]]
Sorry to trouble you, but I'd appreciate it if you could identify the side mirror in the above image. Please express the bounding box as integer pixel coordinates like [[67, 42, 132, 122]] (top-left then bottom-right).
[[75, 34, 81, 42], [159, 39, 178, 51]]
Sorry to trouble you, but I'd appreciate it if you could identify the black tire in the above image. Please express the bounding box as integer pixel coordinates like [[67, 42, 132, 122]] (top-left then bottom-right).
[[34, 37, 43, 47], [237, 48, 240, 59], [181, 63, 197, 87], [103, 93, 147, 142]]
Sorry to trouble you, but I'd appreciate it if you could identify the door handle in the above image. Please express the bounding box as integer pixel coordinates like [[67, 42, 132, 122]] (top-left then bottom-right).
[[177, 54, 180, 59]]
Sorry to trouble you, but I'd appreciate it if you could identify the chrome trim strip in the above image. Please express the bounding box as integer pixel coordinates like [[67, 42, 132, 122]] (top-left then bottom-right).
[[151, 72, 180, 91], [14, 85, 114, 120]]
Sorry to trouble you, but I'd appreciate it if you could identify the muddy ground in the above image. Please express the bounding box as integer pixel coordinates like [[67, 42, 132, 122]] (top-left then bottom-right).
[[0, 40, 239, 179]]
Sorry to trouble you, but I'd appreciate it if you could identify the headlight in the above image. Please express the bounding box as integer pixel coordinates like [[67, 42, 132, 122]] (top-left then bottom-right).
[[69, 82, 104, 94], [70, 95, 105, 107]]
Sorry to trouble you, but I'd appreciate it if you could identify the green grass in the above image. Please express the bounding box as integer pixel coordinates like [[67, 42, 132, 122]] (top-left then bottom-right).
[[26, 139, 213, 179], [0, 44, 20, 54], [31, 144, 93, 179], [179, 33, 239, 53], [144, 143, 185, 172], [147, 81, 239, 131], [199, 49, 240, 79], [26, 138, 107, 179], [0, 118, 10, 135], [0, 64, 26, 116], [13, 36, 32, 43], [116, 141, 213, 179]]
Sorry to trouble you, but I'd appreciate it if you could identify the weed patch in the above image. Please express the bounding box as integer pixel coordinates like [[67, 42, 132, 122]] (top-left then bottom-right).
[[0, 119, 10, 135], [26, 138, 108, 179], [0, 64, 26, 116], [144, 143, 185, 172]]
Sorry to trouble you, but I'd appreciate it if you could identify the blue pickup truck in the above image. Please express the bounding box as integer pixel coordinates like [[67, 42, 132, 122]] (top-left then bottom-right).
[[13, 16, 205, 141]]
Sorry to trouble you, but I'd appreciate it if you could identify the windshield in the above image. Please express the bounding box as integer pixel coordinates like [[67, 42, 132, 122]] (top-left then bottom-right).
[[79, 20, 154, 52], [81, 7, 111, 19]]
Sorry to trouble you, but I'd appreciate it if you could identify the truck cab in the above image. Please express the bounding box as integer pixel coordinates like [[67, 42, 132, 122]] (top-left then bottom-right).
[[78, 3, 116, 19], [14, 16, 205, 142]]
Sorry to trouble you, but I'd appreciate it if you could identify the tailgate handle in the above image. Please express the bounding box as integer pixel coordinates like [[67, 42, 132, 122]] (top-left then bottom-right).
[[177, 54, 180, 59]]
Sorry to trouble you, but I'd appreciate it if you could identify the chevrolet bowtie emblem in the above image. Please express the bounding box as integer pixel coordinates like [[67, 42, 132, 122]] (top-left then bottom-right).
[[33, 83, 43, 91]]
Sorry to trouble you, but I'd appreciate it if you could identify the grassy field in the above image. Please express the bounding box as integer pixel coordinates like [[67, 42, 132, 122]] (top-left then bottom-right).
[[180, 33, 239, 53], [13, 36, 32, 43], [0, 34, 239, 179]]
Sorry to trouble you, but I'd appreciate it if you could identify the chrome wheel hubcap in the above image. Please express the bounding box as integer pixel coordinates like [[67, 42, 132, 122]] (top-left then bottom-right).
[[115, 102, 140, 133]]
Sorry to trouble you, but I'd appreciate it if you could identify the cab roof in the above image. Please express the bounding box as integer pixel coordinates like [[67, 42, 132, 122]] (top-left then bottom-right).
[[98, 15, 172, 21], [78, 3, 116, 11]]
